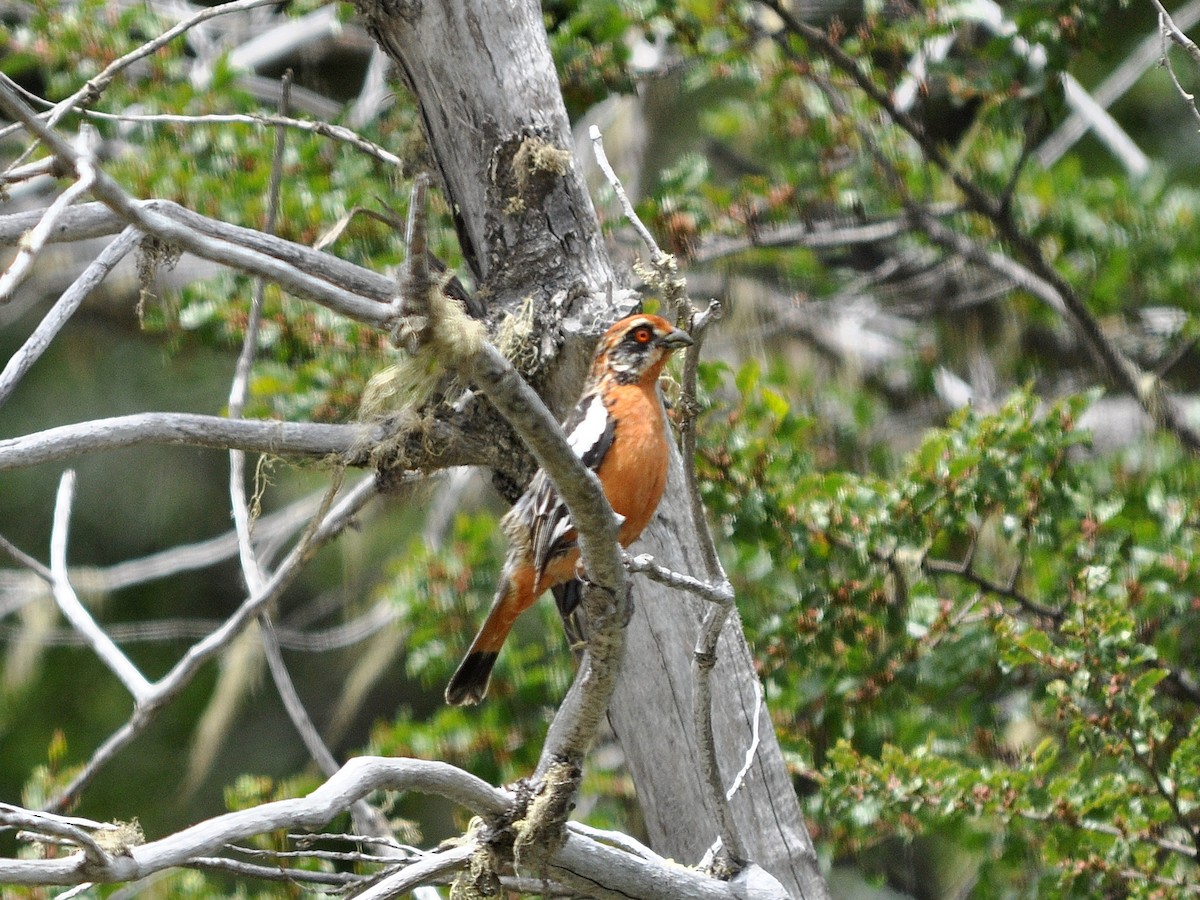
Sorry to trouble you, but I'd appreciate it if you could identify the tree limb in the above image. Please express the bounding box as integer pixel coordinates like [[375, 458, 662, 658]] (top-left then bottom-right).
[[0, 200, 397, 306], [2, 757, 508, 886], [2, 756, 791, 898], [0, 413, 367, 469]]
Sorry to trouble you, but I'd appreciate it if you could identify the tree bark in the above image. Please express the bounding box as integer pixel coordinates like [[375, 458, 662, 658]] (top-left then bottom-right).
[[614, 454, 827, 898], [352, 2, 828, 896], [356, 0, 618, 415]]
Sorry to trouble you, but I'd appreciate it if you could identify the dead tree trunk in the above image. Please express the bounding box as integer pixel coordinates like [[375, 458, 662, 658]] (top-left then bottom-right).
[[352, 2, 829, 896]]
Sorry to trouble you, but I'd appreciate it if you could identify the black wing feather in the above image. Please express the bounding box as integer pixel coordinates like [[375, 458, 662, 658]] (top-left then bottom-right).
[[525, 391, 616, 577]]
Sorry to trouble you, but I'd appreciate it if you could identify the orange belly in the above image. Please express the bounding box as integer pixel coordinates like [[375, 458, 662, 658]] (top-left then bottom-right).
[[597, 381, 670, 547], [532, 381, 670, 596]]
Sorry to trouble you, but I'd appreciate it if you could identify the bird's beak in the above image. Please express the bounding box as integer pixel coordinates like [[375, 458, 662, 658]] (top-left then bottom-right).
[[657, 327, 694, 349]]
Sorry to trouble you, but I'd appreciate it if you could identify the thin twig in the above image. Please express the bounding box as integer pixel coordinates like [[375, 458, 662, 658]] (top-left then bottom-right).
[[0, 0, 282, 153], [0, 804, 112, 870], [0, 140, 97, 303], [589, 124, 667, 266], [259, 616, 343, 774], [287, 831, 413, 849], [84, 109, 404, 168], [0, 535, 53, 581], [680, 301, 726, 581], [227, 841, 408, 865], [186, 856, 363, 885], [1151, 0, 1200, 65], [623, 552, 733, 605], [671, 295, 748, 869], [1157, 8, 1200, 128], [49, 471, 153, 703], [0, 227, 139, 406]]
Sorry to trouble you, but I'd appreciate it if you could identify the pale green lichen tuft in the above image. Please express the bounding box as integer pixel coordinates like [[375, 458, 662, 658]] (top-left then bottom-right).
[[448, 818, 500, 900], [495, 294, 540, 375], [526, 140, 571, 177], [364, 286, 487, 420], [512, 760, 579, 869], [509, 135, 572, 209], [633, 256, 686, 315], [94, 819, 144, 855]]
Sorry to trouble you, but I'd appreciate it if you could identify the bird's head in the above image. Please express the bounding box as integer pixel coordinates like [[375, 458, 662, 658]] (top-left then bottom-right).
[[593, 314, 693, 384]]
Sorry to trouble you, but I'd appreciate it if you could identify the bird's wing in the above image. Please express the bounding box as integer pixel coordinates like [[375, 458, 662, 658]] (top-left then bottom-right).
[[524, 390, 616, 578]]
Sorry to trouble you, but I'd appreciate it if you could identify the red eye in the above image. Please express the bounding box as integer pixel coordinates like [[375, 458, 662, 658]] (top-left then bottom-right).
[[633, 327, 653, 344]]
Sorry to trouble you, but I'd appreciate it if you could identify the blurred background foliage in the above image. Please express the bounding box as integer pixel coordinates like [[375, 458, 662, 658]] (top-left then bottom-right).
[[4, 0, 1200, 896]]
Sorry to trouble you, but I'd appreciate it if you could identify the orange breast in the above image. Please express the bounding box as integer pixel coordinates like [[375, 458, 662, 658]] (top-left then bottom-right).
[[596, 381, 670, 547], [531, 382, 670, 597]]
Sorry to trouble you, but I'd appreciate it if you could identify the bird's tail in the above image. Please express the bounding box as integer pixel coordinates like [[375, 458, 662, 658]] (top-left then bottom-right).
[[444, 575, 527, 705], [444, 648, 499, 706]]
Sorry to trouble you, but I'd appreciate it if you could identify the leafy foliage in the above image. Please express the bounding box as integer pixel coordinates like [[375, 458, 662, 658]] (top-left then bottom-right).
[[700, 362, 1200, 894], [6, 0, 1200, 895]]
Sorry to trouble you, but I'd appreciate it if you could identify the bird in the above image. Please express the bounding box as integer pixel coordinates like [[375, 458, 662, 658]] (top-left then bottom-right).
[[444, 313, 693, 705]]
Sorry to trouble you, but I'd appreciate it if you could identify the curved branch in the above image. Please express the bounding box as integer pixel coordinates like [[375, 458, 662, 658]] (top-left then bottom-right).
[[0, 200, 397, 307], [1, 757, 509, 886], [467, 343, 627, 773], [49, 471, 153, 702], [46, 476, 381, 810], [2, 757, 790, 899]]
